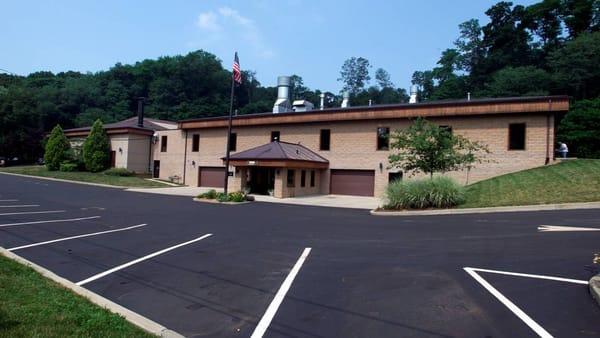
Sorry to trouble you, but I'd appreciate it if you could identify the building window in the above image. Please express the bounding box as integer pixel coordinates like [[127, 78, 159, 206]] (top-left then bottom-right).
[[508, 123, 526, 150], [271, 131, 280, 142], [388, 172, 403, 183], [377, 127, 390, 150], [161, 136, 167, 152], [192, 134, 200, 152], [310, 170, 315, 187], [320, 129, 330, 151], [287, 169, 295, 187], [301, 170, 306, 187], [229, 133, 237, 151]]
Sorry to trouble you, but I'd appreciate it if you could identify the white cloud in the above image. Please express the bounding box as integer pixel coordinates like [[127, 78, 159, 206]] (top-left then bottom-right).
[[196, 11, 221, 32], [193, 6, 275, 60]]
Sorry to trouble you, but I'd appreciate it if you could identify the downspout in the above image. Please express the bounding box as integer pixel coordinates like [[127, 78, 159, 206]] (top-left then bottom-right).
[[148, 135, 153, 174], [182, 130, 188, 185], [545, 99, 552, 165]]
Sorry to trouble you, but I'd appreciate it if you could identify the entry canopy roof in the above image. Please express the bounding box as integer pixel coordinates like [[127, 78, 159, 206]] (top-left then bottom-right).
[[223, 141, 329, 168]]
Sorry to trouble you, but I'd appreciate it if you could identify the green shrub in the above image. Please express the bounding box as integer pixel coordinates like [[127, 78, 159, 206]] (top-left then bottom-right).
[[384, 176, 465, 209], [59, 161, 78, 172], [197, 189, 217, 199], [228, 191, 246, 202], [103, 168, 135, 176], [82, 120, 110, 172], [215, 192, 228, 202], [44, 125, 71, 171]]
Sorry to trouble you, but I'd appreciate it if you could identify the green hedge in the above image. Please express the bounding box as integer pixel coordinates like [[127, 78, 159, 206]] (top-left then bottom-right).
[[384, 176, 465, 209], [103, 168, 135, 177]]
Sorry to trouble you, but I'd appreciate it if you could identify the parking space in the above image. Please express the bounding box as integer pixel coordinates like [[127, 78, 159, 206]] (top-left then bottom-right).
[[1, 174, 600, 337]]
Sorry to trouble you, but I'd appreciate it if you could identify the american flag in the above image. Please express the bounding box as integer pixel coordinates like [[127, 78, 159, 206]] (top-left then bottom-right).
[[233, 52, 242, 84]]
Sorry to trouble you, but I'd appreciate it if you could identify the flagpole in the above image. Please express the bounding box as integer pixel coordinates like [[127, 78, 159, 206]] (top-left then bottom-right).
[[223, 55, 236, 195]]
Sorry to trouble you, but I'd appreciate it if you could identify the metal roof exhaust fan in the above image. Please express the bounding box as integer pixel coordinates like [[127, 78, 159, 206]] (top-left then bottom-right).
[[409, 85, 418, 104], [273, 76, 292, 114], [341, 91, 350, 108], [292, 100, 314, 112]]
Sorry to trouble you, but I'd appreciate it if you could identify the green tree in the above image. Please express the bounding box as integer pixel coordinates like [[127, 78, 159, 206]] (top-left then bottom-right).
[[338, 57, 371, 95], [82, 120, 111, 172], [375, 68, 394, 89], [480, 66, 551, 97], [388, 118, 489, 178], [44, 125, 71, 171], [557, 98, 600, 158]]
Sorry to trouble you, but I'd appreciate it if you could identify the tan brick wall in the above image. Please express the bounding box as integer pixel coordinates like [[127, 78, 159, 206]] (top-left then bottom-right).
[[161, 113, 555, 196], [126, 134, 151, 173], [151, 129, 186, 183]]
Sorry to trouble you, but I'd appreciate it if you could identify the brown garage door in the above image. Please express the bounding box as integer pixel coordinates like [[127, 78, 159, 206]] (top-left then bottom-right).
[[198, 167, 226, 188], [330, 169, 375, 196]]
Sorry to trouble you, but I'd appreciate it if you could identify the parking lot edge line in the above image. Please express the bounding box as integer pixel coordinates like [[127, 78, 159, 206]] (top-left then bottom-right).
[[463, 267, 553, 338], [0, 210, 66, 216], [76, 233, 213, 286], [0, 216, 101, 228], [0, 204, 40, 208], [470, 267, 588, 285], [8, 224, 148, 251], [251, 247, 312, 338], [0, 199, 18, 202]]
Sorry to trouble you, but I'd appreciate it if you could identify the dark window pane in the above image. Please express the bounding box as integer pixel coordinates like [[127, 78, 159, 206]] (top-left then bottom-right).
[[301, 170, 306, 187], [161, 136, 168, 152], [388, 172, 403, 183], [509, 123, 526, 150], [310, 170, 315, 187], [377, 127, 389, 150], [287, 169, 295, 187], [271, 131, 280, 142], [320, 129, 330, 150], [192, 134, 200, 152], [229, 133, 237, 151]]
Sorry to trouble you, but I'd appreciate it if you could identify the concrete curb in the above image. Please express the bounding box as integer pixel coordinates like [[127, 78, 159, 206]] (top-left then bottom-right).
[[590, 274, 600, 308], [370, 201, 600, 216], [0, 248, 184, 338], [0, 171, 127, 189], [192, 197, 251, 205]]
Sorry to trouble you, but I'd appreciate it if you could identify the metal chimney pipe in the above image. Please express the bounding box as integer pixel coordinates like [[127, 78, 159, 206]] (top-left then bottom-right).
[[137, 97, 146, 127], [341, 91, 350, 108], [319, 93, 325, 110], [467, 92, 471, 101], [409, 85, 418, 104], [273, 76, 292, 113]]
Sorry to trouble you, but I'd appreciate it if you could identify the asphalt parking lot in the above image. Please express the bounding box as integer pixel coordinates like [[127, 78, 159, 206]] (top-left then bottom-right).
[[1, 173, 599, 338]]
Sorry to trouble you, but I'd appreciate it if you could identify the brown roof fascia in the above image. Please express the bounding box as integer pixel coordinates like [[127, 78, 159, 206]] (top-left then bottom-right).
[[64, 127, 154, 137]]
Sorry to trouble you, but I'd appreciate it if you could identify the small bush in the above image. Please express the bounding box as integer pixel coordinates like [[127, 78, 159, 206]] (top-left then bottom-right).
[[384, 176, 465, 210], [197, 189, 217, 199], [228, 191, 246, 202], [103, 168, 135, 176], [215, 192, 228, 202], [59, 162, 78, 172], [44, 125, 71, 171]]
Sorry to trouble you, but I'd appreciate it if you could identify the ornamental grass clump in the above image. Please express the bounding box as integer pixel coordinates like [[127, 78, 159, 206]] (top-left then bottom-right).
[[384, 176, 465, 210]]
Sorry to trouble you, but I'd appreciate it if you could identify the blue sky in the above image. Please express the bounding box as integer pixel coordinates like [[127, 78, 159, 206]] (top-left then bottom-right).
[[2, 0, 537, 92]]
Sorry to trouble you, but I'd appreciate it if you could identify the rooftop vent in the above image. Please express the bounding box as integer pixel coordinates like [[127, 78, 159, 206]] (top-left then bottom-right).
[[137, 97, 146, 127], [319, 93, 325, 110], [409, 85, 418, 104], [273, 76, 292, 114], [341, 91, 350, 108], [292, 100, 314, 112]]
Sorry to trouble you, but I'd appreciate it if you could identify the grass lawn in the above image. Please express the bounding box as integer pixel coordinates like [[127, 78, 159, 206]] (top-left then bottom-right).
[[0, 255, 155, 338], [0, 166, 168, 188], [461, 159, 600, 208]]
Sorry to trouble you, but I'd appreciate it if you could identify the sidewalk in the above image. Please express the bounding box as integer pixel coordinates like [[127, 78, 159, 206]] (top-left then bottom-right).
[[126, 186, 220, 196]]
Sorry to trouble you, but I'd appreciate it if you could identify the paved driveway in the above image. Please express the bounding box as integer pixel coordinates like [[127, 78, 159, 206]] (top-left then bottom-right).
[[1, 174, 599, 337]]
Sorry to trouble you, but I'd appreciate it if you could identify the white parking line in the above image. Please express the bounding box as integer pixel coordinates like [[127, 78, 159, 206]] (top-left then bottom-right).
[[76, 233, 213, 286], [0, 216, 101, 228], [0, 199, 18, 202], [464, 267, 589, 338], [251, 247, 312, 338], [464, 267, 552, 338], [8, 224, 148, 251], [0, 204, 39, 208], [538, 225, 600, 232], [0, 210, 66, 216]]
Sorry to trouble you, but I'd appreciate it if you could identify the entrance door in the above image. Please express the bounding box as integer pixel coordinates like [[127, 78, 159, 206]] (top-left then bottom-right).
[[249, 167, 275, 195], [330, 169, 375, 196], [153, 160, 160, 178], [110, 151, 116, 168]]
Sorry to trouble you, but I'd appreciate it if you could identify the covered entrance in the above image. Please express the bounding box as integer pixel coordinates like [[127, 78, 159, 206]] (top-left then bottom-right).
[[223, 141, 329, 198], [247, 167, 275, 195]]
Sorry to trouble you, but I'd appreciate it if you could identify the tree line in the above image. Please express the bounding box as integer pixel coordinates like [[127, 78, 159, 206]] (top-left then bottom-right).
[[1, 0, 599, 162]]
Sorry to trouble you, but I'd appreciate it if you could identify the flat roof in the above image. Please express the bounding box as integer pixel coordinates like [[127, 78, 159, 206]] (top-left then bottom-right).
[[179, 95, 569, 130]]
